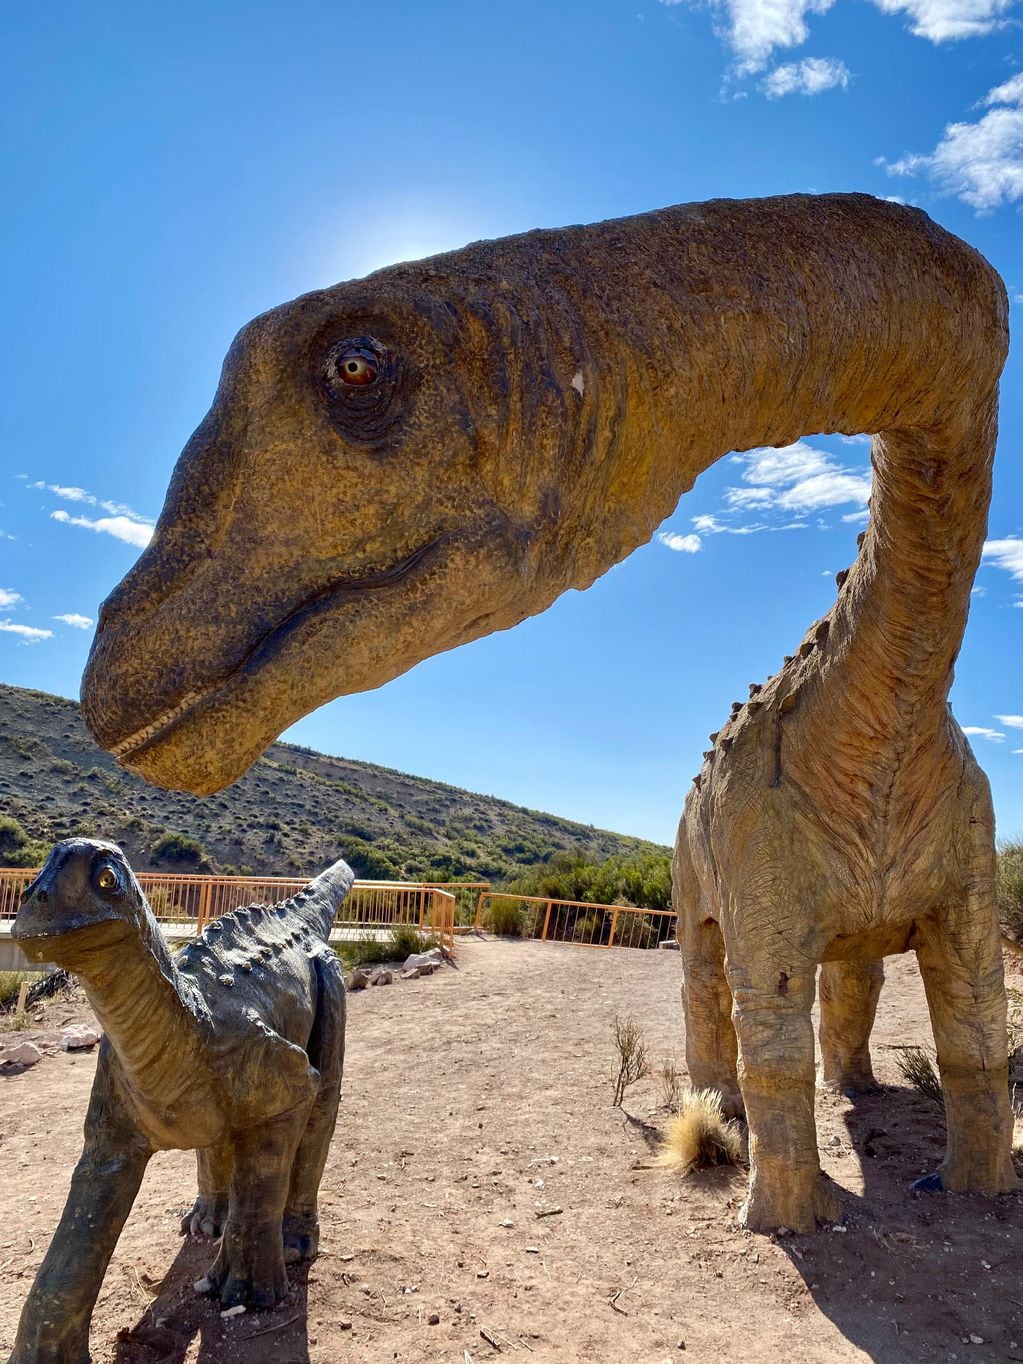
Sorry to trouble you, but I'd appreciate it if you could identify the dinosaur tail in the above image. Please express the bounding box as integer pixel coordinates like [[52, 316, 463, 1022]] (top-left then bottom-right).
[[278, 857, 355, 942]]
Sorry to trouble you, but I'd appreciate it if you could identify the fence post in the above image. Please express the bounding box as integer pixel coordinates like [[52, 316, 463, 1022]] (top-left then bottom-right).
[[197, 881, 212, 936], [474, 892, 487, 930], [608, 909, 618, 949], [540, 900, 553, 941]]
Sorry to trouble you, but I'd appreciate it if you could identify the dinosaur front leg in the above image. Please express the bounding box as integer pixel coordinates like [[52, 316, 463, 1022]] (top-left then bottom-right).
[[728, 950, 841, 1235], [8, 1059, 151, 1364], [201, 1108, 311, 1310], [181, 1141, 233, 1238], [680, 917, 742, 1117], [818, 959, 884, 1096], [912, 891, 1018, 1197]]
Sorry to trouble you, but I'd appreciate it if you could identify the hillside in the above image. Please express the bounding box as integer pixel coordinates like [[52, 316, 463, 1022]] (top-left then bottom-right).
[[0, 683, 668, 883]]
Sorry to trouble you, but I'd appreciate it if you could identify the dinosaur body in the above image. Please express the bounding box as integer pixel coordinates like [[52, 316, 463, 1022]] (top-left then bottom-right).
[[8, 840, 352, 1364], [78, 193, 1017, 1232]]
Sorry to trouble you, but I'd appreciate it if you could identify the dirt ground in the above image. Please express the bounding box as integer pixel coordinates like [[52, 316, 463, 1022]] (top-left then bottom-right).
[[2, 939, 1022, 1364]]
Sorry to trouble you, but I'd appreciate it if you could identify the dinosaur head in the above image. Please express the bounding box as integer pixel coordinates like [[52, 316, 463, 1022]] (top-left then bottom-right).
[[14, 839, 146, 964], [81, 249, 613, 794]]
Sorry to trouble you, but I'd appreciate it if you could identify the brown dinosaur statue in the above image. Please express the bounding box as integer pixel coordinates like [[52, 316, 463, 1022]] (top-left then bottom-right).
[[7, 840, 352, 1364], [81, 193, 1017, 1233]]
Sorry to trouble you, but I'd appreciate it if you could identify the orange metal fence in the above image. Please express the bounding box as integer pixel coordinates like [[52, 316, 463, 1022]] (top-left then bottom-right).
[[420, 881, 491, 929], [0, 868, 456, 956], [474, 890, 677, 950]]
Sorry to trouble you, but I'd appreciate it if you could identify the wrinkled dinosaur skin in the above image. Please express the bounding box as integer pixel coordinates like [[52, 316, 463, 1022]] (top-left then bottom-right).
[[81, 193, 1017, 1232], [7, 840, 351, 1364]]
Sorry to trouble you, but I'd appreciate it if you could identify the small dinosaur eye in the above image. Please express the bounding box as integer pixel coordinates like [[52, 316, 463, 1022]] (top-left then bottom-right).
[[337, 348, 378, 386], [97, 866, 118, 891]]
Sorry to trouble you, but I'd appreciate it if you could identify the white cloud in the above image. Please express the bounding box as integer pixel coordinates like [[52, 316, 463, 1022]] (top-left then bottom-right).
[[995, 714, 1023, 728], [53, 612, 94, 630], [963, 725, 1006, 742], [1014, 748, 1023, 755], [51, 509, 154, 548], [32, 482, 94, 503], [982, 536, 1023, 581], [661, 0, 837, 72], [870, 0, 1015, 41], [0, 587, 23, 609], [0, 620, 52, 644], [881, 75, 1023, 212], [729, 440, 872, 513], [842, 509, 871, 524], [657, 531, 702, 553], [662, 0, 1012, 76], [762, 57, 851, 97], [777, 470, 873, 509]]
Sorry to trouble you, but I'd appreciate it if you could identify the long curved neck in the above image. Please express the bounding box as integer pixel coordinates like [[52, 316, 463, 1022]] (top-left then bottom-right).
[[71, 920, 201, 1105], [469, 195, 1005, 727]]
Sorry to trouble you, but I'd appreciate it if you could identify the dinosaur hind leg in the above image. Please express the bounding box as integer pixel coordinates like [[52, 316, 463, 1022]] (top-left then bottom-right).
[[680, 916, 742, 1117], [911, 880, 1018, 1196], [202, 1109, 311, 1311], [284, 949, 347, 1264], [818, 959, 884, 1097], [181, 1140, 233, 1238]]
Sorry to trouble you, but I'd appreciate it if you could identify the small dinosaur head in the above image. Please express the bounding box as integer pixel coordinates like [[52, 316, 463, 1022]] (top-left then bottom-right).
[[80, 246, 626, 795], [14, 839, 145, 964]]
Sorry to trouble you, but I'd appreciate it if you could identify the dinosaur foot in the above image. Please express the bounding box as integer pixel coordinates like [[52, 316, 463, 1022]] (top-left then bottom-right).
[[181, 1194, 229, 1238], [197, 1231, 289, 1311], [740, 1169, 843, 1235], [283, 1211, 320, 1264], [819, 1067, 883, 1099]]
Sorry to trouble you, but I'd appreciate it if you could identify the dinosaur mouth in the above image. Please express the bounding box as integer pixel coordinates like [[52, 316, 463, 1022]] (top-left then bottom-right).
[[108, 538, 442, 763]]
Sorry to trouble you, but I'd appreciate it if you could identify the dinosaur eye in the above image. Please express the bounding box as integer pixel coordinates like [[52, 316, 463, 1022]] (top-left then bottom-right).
[[97, 866, 118, 892], [337, 348, 378, 386]]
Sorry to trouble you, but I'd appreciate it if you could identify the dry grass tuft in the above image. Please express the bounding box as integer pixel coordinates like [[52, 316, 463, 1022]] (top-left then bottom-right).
[[895, 1046, 943, 1105], [655, 1088, 743, 1175]]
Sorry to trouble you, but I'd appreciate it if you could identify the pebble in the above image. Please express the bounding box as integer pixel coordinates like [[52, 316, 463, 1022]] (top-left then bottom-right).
[[427, 1313, 440, 1326], [220, 1305, 245, 1319]]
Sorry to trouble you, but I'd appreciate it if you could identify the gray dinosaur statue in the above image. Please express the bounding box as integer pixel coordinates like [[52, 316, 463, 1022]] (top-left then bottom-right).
[[7, 839, 352, 1364]]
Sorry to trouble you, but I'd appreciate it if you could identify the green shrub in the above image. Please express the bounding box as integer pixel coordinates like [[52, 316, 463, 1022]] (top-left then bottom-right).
[[390, 923, 433, 959], [0, 970, 31, 1009], [997, 840, 1023, 941], [0, 815, 47, 868], [486, 896, 526, 937], [151, 831, 210, 869]]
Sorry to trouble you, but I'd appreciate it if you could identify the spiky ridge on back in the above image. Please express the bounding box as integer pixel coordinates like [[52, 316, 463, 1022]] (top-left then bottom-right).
[[174, 857, 353, 989]]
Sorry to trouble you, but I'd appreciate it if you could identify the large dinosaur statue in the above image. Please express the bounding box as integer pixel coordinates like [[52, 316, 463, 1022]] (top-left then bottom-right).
[[7, 840, 352, 1364], [80, 193, 1017, 1233]]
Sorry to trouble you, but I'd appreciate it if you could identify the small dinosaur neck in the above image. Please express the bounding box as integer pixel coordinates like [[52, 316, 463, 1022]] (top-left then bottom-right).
[[72, 919, 202, 1108]]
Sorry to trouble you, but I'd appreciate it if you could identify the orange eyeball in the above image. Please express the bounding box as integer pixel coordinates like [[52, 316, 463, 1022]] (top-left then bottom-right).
[[338, 350, 378, 386], [97, 867, 117, 890]]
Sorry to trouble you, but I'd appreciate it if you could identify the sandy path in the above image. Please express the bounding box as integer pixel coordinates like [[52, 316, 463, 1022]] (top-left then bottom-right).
[[2, 939, 1021, 1363]]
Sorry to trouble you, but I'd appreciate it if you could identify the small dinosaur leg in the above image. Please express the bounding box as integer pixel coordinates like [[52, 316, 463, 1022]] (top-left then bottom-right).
[[284, 951, 346, 1263], [202, 1108, 311, 1310], [911, 885, 1018, 1196], [180, 1141, 233, 1238], [680, 917, 742, 1117], [818, 958, 884, 1096], [8, 1052, 151, 1364], [729, 945, 841, 1234]]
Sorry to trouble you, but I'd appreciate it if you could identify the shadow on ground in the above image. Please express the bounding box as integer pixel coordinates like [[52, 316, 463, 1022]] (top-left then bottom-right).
[[112, 1238, 311, 1364], [770, 1083, 1023, 1362]]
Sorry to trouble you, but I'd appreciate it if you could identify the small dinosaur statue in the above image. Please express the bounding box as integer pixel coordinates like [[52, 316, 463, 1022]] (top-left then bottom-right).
[[80, 193, 1017, 1232], [7, 839, 352, 1364]]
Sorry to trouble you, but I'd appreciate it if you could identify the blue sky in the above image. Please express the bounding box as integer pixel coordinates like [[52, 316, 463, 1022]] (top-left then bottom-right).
[[1, 1, 1021, 846]]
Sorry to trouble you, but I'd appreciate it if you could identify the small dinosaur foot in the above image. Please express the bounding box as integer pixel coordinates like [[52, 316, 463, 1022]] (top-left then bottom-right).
[[180, 1194, 229, 1238], [198, 1230, 289, 1310], [283, 1212, 320, 1264]]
